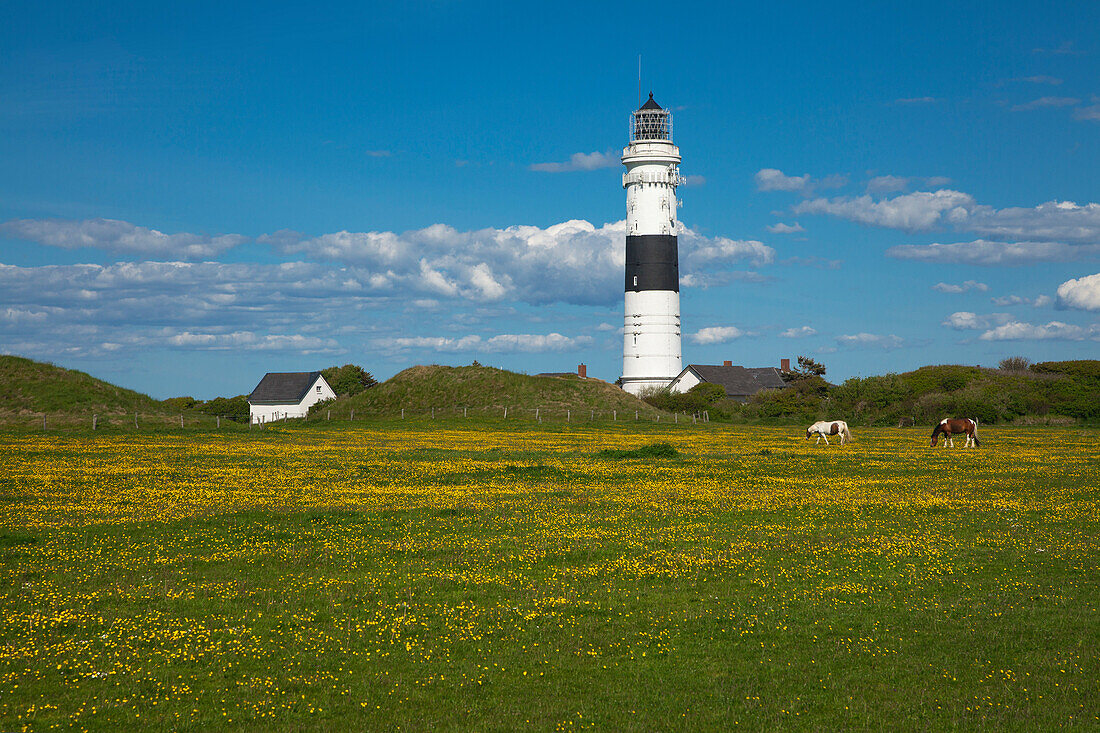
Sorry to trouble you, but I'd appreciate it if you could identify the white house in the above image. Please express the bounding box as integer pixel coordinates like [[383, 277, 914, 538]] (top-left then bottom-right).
[[247, 371, 336, 424], [668, 361, 788, 402]]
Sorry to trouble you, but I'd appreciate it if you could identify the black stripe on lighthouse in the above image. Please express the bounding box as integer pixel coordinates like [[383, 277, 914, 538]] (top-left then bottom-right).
[[625, 235, 679, 292]]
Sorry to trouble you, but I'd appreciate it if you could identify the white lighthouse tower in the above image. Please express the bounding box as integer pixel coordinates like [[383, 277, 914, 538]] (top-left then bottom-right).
[[620, 92, 683, 395]]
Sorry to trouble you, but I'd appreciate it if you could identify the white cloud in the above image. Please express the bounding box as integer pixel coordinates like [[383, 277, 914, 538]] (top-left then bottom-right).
[[756, 168, 810, 192], [529, 151, 618, 172], [967, 201, 1100, 242], [990, 294, 1052, 307], [793, 190, 975, 232], [688, 326, 746, 344], [766, 222, 805, 234], [942, 312, 1014, 330], [262, 219, 774, 307], [894, 97, 938, 104], [0, 217, 247, 259], [836, 332, 904, 349], [755, 168, 845, 194], [375, 332, 592, 354], [1018, 75, 1063, 85], [867, 175, 910, 194], [887, 240, 1100, 265], [1011, 96, 1080, 111], [932, 280, 989, 293], [681, 175, 706, 186], [780, 326, 816, 338], [1057, 273, 1100, 311], [1075, 105, 1100, 121], [978, 320, 1098, 341]]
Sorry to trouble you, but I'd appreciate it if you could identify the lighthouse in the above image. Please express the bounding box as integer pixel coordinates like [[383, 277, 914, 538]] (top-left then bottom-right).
[[619, 92, 683, 395]]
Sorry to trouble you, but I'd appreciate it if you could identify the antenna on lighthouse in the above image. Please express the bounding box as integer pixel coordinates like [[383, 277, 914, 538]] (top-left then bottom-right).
[[637, 55, 642, 108]]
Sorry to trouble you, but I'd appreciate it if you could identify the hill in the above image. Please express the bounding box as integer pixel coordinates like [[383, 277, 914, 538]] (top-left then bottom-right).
[[0, 354, 166, 415], [725, 361, 1100, 425], [308, 364, 662, 420]]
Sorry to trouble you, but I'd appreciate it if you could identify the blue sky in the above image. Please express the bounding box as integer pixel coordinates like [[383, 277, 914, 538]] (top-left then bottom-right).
[[2, 1, 1099, 398]]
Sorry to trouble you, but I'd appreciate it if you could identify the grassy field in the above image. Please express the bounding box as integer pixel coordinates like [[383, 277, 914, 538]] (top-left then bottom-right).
[[1, 421, 1098, 730]]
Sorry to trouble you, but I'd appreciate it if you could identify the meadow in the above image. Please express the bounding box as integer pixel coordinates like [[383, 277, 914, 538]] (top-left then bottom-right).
[[1, 421, 1098, 730]]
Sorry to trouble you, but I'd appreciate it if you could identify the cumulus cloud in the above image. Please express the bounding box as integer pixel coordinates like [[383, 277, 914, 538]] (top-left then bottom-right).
[[1011, 96, 1080, 111], [1057, 273, 1100, 311], [942, 312, 1014, 330], [766, 222, 804, 234], [990, 294, 1052, 307], [933, 280, 989, 293], [529, 151, 618, 172], [374, 332, 592, 354], [836, 332, 904, 349], [755, 169, 846, 194], [966, 201, 1100, 243], [887, 240, 1100, 265], [978, 320, 1098, 341], [0, 217, 247, 259], [780, 326, 816, 338], [793, 190, 975, 232], [262, 219, 775, 306], [688, 326, 747, 344]]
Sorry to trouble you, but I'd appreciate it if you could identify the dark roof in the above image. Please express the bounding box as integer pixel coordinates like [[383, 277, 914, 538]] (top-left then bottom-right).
[[639, 92, 663, 110], [684, 364, 787, 397], [248, 371, 323, 403]]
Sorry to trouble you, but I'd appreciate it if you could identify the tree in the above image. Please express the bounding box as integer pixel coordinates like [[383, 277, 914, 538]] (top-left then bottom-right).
[[321, 364, 378, 397], [782, 355, 826, 382]]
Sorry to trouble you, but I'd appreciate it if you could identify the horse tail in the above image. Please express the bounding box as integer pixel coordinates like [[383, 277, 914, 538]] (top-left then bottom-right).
[[971, 418, 980, 447], [844, 424, 852, 442]]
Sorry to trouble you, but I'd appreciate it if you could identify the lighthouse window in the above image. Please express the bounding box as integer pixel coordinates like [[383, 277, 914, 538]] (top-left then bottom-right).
[[633, 276, 638, 287]]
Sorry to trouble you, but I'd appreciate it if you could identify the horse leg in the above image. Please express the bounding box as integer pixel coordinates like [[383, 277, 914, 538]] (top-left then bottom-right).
[[822, 434, 829, 445]]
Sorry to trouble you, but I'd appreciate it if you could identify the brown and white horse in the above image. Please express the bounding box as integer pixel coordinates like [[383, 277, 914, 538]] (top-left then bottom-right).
[[806, 420, 852, 445], [930, 418, 980, 448]]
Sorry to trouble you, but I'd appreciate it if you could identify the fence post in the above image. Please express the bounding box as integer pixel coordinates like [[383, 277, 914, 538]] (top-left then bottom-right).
[[217, 415, 221, 428], [656, 414, 660, 423], [590, 409, 594, 421], [401, 408, 405, 420], [566, 409, 570, 422], [674, 412, 677, 424], [503, 407, 507, 419], [93, 414, 97, 430], [613, 410, 616, 421], [464, 407, 467, 418], [635, 410, 638, 421], [693, 413, 697, 424], [327, 410, 331, 421], [535, 407, 539, 420], [704, 410, 709, 423], [134, 413, 138, 429], [43, 414, 47, 430], [180, 414, 184, 429], [432, 407, 435, 419], [351, 409, 355, 421]]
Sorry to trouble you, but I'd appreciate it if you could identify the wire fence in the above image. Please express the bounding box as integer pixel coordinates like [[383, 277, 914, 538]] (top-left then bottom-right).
[[2, 405, 713, 432]]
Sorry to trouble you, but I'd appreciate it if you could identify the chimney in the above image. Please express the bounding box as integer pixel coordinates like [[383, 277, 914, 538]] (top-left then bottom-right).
[[578, 363, 587, 379], [723, 360, 732, 367], [781, 358, 791, 372]]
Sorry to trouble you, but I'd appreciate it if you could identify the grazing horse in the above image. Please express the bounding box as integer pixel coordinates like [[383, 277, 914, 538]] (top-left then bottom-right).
[[806, 420, 852, 445], [930, 417, 980, 448]]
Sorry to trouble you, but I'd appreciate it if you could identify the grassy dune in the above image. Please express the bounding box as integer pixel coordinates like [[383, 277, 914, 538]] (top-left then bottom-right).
[[2, 421, 1098, 730], [311, 364, 663, 420]]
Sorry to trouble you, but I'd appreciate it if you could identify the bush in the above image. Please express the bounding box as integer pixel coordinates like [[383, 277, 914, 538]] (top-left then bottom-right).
[[639, 383, 726, 413], [196, 395, 250, 422], [321, 364, 378, 397]]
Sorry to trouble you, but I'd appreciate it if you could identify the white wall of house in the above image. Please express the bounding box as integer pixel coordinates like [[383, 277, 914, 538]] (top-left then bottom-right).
[[667, 368, 701, 394], [249, 375, 336, 424]]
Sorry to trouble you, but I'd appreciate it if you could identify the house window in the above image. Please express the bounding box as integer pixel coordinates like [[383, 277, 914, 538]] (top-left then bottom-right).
[[316, 386, 321, 393]]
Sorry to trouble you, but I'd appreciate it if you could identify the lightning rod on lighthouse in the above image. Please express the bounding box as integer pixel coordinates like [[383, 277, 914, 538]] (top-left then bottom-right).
[[619, 92, 683, 395]]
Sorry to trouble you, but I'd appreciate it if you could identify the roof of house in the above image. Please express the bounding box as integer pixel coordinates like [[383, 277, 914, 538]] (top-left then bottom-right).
[[248, 371, 324, 403], [683, 364, 787, 397]]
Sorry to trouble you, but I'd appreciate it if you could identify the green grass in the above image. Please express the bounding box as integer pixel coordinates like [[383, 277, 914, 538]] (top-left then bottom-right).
[[0, 354, 168, 416], [596, 441, 681, 460], [1, 422, 1098, 730]]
